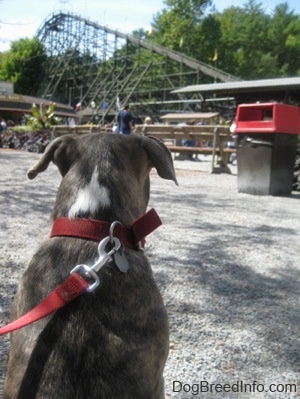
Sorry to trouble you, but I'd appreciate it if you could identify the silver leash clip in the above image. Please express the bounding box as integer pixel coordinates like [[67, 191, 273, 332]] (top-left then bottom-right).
[[70, 236, 121, 292]]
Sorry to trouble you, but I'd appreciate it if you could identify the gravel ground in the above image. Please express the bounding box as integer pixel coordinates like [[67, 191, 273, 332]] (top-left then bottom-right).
[[0, 149, 299, 399]]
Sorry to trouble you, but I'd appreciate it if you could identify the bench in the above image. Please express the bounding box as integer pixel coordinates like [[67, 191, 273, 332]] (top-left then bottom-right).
[[135, 124, 235, 173], [167, 144, 235, 157], [166, 145, 236, 154]]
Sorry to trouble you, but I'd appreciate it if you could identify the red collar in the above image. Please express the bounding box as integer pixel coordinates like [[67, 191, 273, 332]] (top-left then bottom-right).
[[50, 208, 162, 250]]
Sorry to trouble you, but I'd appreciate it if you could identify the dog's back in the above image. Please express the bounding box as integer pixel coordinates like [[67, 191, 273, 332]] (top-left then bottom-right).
[[3, 133, 177, 399]]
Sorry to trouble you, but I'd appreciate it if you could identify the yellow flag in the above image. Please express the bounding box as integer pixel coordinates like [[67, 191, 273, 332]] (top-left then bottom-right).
[[213, 49, 218, 61]]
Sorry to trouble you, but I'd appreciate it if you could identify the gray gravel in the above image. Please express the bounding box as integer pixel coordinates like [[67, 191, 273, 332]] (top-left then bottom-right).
[[0, 150, 299, 399]]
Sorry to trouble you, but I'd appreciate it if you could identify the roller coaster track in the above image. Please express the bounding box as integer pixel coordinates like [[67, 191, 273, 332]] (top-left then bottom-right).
[[37, 12, 240, 121]]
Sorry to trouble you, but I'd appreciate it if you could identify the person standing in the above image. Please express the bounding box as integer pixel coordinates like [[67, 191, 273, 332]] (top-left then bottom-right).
[[142, 116, 152, 134], [120, 105, 134, 135]]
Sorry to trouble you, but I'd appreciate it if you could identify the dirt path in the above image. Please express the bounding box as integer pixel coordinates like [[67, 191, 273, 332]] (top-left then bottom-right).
[[1, 150, 299, 398]]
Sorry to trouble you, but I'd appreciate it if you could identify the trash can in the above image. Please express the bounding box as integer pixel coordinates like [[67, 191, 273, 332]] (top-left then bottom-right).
[[235, 102, 300, 196]]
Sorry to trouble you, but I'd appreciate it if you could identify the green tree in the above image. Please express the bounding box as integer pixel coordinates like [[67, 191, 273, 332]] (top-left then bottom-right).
[[194, 14, 222, 63], [215, 0, 300, 78], [268, 3, 300, 76], [0, 37, 47, 95], [150, 0, 300, 79], [151, 0, 214, 54], [216, 0, 272, 78]]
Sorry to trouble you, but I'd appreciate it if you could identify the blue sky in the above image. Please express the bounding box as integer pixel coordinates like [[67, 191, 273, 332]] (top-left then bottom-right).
[[1, 0, 300, 51]]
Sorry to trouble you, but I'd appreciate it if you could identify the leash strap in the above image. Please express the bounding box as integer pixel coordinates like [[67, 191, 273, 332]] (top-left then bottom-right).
[[0, 273, 88, 336]]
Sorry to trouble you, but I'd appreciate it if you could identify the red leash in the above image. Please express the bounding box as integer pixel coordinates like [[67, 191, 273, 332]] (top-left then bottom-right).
[[0, 273, 88, 336], [0, 209, 161, 336]]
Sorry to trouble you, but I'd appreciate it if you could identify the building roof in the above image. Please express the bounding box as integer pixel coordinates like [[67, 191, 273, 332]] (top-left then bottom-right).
[[0, 93, 78, 118], [172, 77, 300, 95]]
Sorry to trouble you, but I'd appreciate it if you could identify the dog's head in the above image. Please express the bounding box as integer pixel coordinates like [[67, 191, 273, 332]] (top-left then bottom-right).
[[27, 133, 177, 224]]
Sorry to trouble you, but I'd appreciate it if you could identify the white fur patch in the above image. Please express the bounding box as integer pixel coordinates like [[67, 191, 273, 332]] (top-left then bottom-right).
[[68, 167, 110, 218]]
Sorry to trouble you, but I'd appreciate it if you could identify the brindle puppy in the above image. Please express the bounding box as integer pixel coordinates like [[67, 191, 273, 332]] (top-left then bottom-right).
[[3, 132, 177, 399]]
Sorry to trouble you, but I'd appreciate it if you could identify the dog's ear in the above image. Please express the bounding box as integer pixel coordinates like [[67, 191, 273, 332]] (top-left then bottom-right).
[[27, 135, 79, 180], [140, 136, 178, 185]]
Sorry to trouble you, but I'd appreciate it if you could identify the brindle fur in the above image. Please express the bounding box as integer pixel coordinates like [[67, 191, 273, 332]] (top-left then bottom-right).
[[3, 133, 177, 399]]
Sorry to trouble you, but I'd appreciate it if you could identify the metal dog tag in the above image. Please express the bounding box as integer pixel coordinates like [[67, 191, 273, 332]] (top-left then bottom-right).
[[113, 246, 129, 273]]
